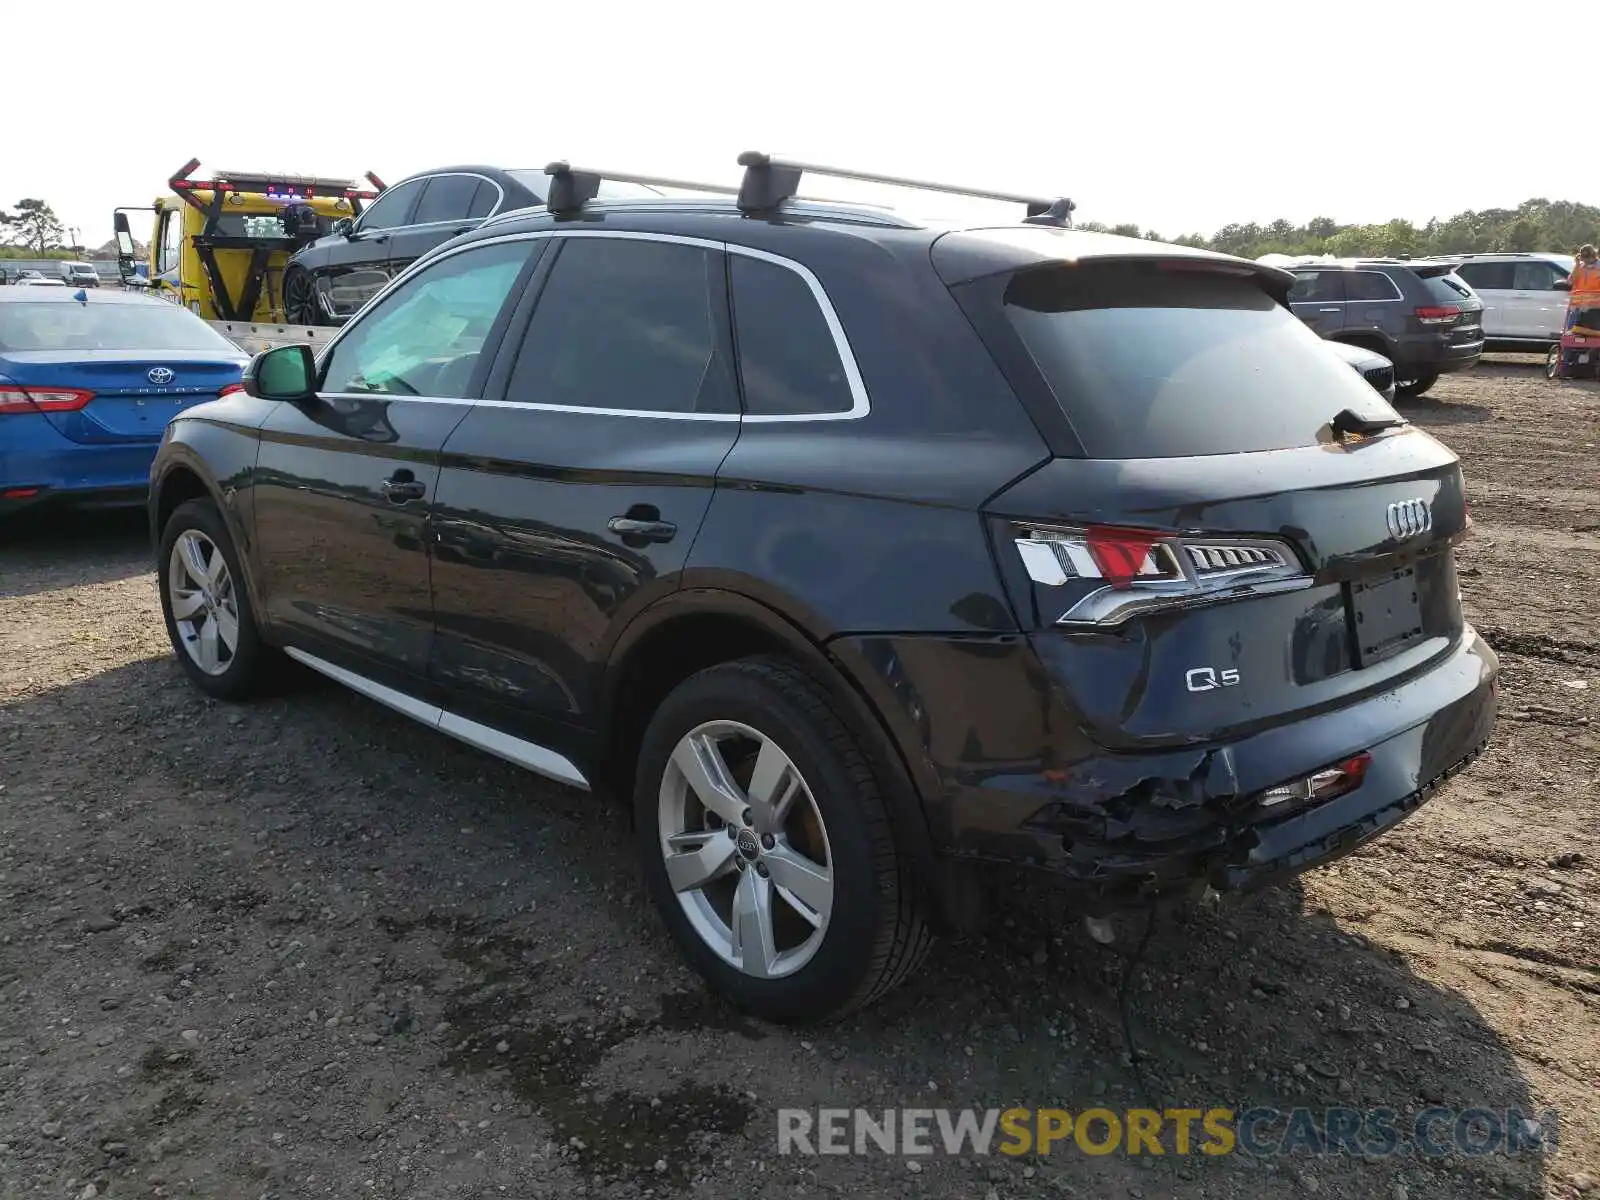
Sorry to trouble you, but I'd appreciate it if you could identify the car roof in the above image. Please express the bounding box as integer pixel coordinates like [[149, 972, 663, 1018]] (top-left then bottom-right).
[[463, 196, 1289, 290], [0, 286, 170, 305]]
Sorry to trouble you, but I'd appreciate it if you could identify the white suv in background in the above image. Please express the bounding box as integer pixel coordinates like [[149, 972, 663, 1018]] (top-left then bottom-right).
[[1446, 253, 1573, 348]]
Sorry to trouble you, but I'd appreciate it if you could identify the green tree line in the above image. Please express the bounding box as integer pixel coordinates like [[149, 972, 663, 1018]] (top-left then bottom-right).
[[1081, 198, 1600, 260]]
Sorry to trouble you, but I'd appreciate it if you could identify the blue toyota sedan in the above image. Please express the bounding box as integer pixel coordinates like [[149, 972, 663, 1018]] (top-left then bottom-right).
[[0, 289, 248, 518]]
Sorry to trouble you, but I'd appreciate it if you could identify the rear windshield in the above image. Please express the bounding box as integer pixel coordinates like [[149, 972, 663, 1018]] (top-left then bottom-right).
[[1423, 272, 1475, 303], [0, 302, 240, 353], [1001, 264, 1400, 458]]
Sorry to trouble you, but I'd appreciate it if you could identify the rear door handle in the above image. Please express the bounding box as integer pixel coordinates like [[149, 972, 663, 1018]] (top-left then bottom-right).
[[607, 516, 677, 543]]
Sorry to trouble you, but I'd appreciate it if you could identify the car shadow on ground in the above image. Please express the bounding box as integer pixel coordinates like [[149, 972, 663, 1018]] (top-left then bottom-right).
[[0, 655, 1553, 1199], [0, 508, 151, 597], [1398, 396, 1496, 427]]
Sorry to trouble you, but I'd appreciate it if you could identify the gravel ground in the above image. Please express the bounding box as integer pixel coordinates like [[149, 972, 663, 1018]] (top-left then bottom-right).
[[1, 356, 1596, 1200]]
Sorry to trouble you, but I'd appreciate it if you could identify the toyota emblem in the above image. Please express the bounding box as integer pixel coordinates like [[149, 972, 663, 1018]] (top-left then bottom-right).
[[147, 367, 175, 385], [1385, 498, 1433, 540]]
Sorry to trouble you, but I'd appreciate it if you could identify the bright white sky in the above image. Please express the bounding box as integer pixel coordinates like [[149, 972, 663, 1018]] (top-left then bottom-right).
[[5, 0, 1581, 247]]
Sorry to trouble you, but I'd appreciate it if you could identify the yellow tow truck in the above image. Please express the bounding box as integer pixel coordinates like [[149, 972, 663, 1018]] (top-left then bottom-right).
[[112, 159, 385, 353]]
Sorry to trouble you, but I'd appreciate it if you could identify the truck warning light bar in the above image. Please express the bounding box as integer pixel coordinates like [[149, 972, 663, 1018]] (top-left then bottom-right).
[[167, 159, 386, 203]]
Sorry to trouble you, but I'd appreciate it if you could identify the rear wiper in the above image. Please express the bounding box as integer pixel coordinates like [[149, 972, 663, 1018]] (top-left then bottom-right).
[[1330, 408, 1406, 440]]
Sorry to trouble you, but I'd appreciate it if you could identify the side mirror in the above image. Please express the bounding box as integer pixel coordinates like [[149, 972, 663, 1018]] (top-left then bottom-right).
[[1554, 279, 1570, 291], [332, 217, 355, 238], [242, 344, 317, 401]]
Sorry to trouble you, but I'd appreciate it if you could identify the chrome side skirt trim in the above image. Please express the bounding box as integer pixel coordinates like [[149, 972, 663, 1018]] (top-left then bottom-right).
[[283, 647, 590, 791]]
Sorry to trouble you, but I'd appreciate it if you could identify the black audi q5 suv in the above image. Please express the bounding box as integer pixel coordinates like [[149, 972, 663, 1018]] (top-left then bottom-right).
[[147, 154, 1497, 1023]]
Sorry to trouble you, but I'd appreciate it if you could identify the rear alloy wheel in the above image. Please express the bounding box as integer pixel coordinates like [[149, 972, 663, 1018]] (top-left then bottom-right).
[[158, 498, 277, 700], [635, 657, 933, 1023], [1395, 370, 1439, 399], [282, 267, 321, 327]]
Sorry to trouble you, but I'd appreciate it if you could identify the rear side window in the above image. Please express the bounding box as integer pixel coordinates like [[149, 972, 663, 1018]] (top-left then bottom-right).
[[1513, 260, 1567, 290], [1457, 261, 1514, 291], [506, 237, 734, 415], [1000, 264, 1398, 459], [730, 254, 856, 416], [1346, 271, 1402, 302], [411, 175, 481, 225]]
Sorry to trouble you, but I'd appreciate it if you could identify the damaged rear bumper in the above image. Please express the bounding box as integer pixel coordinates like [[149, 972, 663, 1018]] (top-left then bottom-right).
[[834, 624, 1498, 913]]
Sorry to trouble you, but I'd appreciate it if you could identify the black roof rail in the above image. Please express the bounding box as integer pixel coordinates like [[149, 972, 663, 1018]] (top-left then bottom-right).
[[736, 150, 1074, 225]]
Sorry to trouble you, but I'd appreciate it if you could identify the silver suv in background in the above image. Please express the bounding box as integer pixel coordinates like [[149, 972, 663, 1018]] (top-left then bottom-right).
[[1439, 253, 1572, 349]]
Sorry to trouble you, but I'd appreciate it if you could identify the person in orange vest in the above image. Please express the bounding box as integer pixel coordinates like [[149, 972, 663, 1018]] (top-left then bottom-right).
[[1566, 245, 1600, 336]]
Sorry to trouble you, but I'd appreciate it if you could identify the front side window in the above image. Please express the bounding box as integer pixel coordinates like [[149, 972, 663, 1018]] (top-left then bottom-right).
[[1513, 260, 1567, 290], [505, 237, 733, 414], [157, 208, 184, 275], [357, 179, 424, 232], [319, 240, 534, 399], [730, 254, 855, 416]]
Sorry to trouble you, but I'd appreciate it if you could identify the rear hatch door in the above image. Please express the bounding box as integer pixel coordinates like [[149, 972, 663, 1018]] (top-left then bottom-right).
[[945, 247, 1471, 749]]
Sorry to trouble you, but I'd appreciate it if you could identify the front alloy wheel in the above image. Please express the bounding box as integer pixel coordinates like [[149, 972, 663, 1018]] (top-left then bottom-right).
[[659, 721, 834, 979], [158, 497, 278, 700], [167, 530, 240, 676]]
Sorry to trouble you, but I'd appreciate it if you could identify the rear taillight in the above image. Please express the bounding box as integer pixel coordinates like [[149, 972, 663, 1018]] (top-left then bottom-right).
[[1013, 524, 1310, 627], [1414, 305, 1461, 325], [0, 387, 94, 414], [217, 382, 245, 398]]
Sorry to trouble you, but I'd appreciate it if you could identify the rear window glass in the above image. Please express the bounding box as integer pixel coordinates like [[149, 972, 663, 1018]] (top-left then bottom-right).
[[1001, 264, 1400, 459], [1423, 272, 1474, 302], [0, 302, 240, 353]]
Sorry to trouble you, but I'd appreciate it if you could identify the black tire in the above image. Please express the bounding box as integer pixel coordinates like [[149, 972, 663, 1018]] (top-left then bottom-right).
[[157, 498, 278, 701], [1546, 345, 1564, 380], [634, 656, 934, 1024], [282, 266, 321, 327], [1395, 370, 1439, 399]]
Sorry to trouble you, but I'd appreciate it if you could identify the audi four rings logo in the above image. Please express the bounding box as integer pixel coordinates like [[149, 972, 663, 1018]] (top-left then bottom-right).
[[1386, 498, 1432, 540], [147, 367, 175, 385]]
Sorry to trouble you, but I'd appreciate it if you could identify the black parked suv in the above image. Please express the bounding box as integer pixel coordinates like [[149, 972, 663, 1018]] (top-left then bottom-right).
[[281, 164, 658, 326], [148, 154, 1498, 1022], [1287, 259, 1484, 397]]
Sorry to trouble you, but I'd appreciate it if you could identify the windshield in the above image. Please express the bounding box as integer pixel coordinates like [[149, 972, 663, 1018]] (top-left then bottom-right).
[[0, 302, 240, 353], [506, 170, 663, 203], [999, 263, 1401, 458]]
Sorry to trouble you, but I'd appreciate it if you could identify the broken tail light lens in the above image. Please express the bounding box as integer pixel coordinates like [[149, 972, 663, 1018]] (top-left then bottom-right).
[[1258, 753, 1371, 813], [1012, 523, 1309, 626], [0, 387, 94, 415]]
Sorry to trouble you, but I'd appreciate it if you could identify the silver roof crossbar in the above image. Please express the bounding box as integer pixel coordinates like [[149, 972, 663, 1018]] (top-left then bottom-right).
[[542, 154, 1076, 226], [736, 151, 1075, 225]]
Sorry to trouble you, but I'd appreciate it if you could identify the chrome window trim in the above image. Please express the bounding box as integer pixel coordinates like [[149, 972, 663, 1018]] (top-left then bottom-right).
[[314, 228, 872, 423], [402, 172, 508, 229]]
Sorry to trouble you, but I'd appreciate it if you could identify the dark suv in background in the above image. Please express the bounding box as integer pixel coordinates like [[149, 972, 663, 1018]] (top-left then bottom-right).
[[147, 155, 1498, 1023], [281, 164, 658, 326], [1287, 259, 1484, 397]]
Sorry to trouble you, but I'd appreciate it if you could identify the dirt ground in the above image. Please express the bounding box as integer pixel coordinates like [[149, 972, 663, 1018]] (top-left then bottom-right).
[[1, 355, 1595, 1200]]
